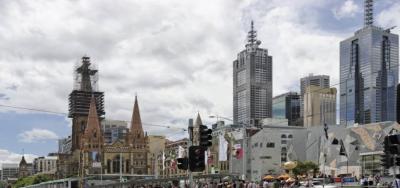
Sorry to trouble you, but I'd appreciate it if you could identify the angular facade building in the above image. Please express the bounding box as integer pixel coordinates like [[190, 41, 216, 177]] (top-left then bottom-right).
[[233, 21, 273, 127], [340, 1, 399, 126], [272, 92, 302, 126]]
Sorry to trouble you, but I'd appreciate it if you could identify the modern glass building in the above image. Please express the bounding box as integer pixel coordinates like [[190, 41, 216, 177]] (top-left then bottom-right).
[[339, 1, 399, 126], [101, 119, 128, 144], [233, 21, 273, 127], [272, 92, 302, 126]]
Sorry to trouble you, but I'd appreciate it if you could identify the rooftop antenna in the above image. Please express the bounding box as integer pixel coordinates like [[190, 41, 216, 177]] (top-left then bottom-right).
[[247, 20, 257, 45], [364, 0, 373, 27]]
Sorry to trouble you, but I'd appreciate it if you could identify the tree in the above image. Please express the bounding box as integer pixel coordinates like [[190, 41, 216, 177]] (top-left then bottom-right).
[[292, 161, 319, 176]]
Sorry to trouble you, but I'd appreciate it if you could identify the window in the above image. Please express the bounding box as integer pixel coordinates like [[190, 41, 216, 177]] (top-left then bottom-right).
[[281, 140, 287, 144], [266, 142, 275, 148], [237, 70, 246, 86], [288, 134, 293, 139], [281, 134, 287, 138], [260, 156, 271, 159]]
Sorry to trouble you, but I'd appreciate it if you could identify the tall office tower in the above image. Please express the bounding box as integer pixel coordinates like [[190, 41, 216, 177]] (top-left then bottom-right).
[[233, 21, 273, 127], [340, 0, 399, 126], [272, 92, 302, 126], [299, 74, 330, 123], [68, 56, 105, 151], [300, 74, 330, 97], [303, 86, 337, 127]]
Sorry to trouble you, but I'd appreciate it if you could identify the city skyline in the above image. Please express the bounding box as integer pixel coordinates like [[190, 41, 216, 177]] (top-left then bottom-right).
[[1, 0, 400, 165]]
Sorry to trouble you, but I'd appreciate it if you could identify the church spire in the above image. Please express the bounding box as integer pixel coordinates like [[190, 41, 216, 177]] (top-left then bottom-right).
[[83, 96, 102, 142], [130, 95, 144, 137]]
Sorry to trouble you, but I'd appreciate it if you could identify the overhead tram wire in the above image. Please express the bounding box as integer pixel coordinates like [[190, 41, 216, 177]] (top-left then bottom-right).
[[0, 104, 186, 131], [1, 62, 399, 127]]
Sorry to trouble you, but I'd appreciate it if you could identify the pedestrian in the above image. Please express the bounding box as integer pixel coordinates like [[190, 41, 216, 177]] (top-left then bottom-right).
[[263, 180, 269, 188], [368, 175, 374, 186], [392, 174, 400, 188]]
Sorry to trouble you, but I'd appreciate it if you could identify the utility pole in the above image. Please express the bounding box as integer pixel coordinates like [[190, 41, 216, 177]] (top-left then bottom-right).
[[188, 118, 194, 187], [242, 122, 248, 181]]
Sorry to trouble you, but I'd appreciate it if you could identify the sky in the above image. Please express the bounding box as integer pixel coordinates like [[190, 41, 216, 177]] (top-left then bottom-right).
[[1, 0, 400, 165]]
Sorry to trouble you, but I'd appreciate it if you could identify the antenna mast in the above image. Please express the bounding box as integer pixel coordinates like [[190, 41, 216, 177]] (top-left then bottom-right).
[[364, 0, 373, 27]]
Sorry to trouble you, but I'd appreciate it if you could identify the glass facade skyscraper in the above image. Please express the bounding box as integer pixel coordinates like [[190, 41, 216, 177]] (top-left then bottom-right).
[[233, 21, 273, 126], [272, 92, 302, 126], [340, 8, 399, 126]]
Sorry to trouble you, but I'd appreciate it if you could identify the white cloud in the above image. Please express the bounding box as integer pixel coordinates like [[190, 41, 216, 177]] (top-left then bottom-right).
[[333, 0, 360, 19], [18, 128, 59, 143], [0, 149, 37, 167], [377, 2, 400, 32], [0, 0, 395, 143]]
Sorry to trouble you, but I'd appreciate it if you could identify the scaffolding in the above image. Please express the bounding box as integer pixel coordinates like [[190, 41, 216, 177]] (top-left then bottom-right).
[[68, 56, 104, 118]]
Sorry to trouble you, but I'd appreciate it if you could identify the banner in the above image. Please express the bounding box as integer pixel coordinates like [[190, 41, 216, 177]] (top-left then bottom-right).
[[219, 135, 228, 161], [90, 151, 101, 167], [178, 145, 185, 158]]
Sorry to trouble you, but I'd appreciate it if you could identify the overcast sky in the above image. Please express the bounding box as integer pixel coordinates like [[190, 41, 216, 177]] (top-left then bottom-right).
[[1, 0, 400, 165]]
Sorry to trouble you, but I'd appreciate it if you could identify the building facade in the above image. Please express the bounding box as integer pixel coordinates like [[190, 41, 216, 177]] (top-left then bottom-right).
[[273, 92, 302, 126], [1, 164, 19, 180], [102, 96, 149, 175], [101, 119, 128, 144], [157, 138, 189, 178], [303, 86, 337, 127], [300, 74, 330, 97], [18, 156, 32, 178], [233, 21, 273, 127], [58, 136, 72, 154], [33, 156, 58, 175], [59, 56, 149, 177], [147, 135, 166, 176], [340, 1, 399, 126]]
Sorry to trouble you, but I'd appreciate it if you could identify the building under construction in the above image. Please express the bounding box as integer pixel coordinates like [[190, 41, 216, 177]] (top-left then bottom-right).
[[68, 56, 105, 152]]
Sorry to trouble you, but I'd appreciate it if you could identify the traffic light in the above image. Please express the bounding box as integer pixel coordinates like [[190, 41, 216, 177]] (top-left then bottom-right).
[[381, 154, 393, 169], [177, 157, 188, 170], [396, 157, 400, 166], [189, 146, 205, 172], [199, 125, 212, 148], [382, 136, 393, 168]]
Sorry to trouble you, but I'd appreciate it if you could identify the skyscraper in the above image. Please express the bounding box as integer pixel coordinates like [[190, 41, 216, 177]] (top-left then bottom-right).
[[299, 74, 330, 122], [233, 21, 273, 127], [340, 0, 399, 126], [300, 74, 330, 97], [303, 86, 337, 127], [272, 92, 302, 126]]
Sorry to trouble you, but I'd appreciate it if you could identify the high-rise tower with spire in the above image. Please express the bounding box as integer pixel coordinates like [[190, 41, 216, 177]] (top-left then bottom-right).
[[340, 0, 399, 126], [233, 21, 273, 127]]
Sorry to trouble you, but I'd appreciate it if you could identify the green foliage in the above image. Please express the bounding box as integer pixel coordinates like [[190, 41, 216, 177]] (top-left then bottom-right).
[[292, 161, 319, 176], [13, 174, 52, 188]]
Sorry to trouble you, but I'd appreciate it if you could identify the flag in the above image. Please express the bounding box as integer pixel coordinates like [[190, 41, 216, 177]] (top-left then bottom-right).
[[208, 155, 213, 164], [162, 150, 166, 170], [178, 145, 185, 158], [219, 135, 228, 161], [170, 159, 177, 169], [236, 148, 243, 159]]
